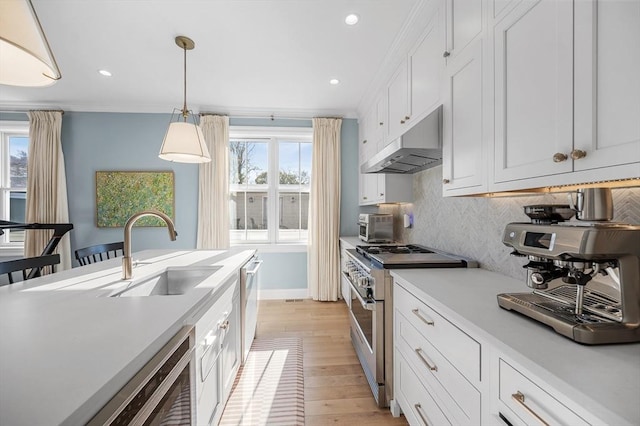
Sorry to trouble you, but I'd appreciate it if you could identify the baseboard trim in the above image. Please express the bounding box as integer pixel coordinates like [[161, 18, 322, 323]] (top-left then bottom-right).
[[258, 288, 309, 300]]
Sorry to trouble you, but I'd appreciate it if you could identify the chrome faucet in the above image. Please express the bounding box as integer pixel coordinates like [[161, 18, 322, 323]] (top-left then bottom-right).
[[122, 210, 177, 279]]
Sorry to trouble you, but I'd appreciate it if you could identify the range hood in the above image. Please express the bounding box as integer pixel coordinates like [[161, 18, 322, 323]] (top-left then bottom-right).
[[362, 105, 442, 174]]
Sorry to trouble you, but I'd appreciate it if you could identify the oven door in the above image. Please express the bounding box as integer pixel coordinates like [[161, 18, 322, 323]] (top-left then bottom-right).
[[346, 277, 385, 403]]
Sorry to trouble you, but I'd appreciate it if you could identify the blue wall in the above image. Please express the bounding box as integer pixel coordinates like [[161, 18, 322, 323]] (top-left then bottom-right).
[[1, 112, 359, 289]]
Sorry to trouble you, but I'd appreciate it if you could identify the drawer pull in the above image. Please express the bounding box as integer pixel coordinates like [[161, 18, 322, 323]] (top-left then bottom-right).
[[414, 403, 430, 426], [412, 308, 434, 326], [415, 348, 438, 372], [511, 391, 550, 426]]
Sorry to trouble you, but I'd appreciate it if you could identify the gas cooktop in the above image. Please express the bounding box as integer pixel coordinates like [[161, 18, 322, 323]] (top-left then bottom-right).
[[356, 244, 475, 269]]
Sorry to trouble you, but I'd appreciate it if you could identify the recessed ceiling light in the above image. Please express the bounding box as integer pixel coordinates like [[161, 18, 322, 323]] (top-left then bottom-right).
[[98, 69, 112, 77], [330, 79, 340, 85], [345, 14, 359, 25]]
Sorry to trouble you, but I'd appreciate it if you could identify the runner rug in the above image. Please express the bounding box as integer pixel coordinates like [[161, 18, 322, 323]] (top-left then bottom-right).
[[219, 337, 305, 425]]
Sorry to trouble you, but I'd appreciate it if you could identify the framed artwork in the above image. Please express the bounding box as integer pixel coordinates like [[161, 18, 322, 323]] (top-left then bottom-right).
[[95, 171, 175, 227]]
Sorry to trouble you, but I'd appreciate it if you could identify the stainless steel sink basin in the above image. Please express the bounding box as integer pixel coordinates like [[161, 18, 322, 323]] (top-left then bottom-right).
[[108, 266, 222, 297]]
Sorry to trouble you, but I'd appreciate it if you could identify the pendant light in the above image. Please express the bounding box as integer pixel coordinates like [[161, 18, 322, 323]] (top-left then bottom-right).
[[159, 36, 211, 163], [0, 0, 62, 86]]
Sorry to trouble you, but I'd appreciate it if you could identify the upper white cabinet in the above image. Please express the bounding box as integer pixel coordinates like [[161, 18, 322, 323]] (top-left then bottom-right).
[[444, 0, 483, 62], [573, 0, 640, 172], [442, 38, 487, 193], [493, 0, 574, 183], [387, 7, 445, 143], [359, 172, 412, 206], [387, 60, 410, 142]]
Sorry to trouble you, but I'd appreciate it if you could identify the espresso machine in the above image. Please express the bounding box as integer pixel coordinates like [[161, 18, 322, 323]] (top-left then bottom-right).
[[498, 199, 640, 344]]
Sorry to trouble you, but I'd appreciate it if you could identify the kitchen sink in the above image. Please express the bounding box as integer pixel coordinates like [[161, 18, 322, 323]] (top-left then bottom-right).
[[107, 266, 222, 297]]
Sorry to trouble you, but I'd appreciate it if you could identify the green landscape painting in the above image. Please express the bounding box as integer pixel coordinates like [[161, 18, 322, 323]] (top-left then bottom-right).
[[96, 171, 174, 227]]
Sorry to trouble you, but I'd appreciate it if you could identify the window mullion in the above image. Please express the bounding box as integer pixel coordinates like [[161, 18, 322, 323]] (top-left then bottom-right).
[[269, 137, 278, 243]]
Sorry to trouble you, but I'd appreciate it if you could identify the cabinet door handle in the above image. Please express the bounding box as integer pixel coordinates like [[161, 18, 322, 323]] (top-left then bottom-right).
[[570, 149, 587, 160], [443, 178, 450, 184], [219, 320, 230, 330], [379, 193, 384, 197], [552, 152, 568, 162], [415, 348, 438, 371], [443, 51, 450, 58], [363, 196, 368, 200], [511, 391, 550, 426], [412, 308, 434, 325], [405, 115, 411, 120], [363, 139, 368, 144], [400, 119, 406, 124], [414, 403, 430, 426]]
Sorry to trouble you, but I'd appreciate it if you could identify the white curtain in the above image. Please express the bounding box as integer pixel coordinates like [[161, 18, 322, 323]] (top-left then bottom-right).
[[308, 118, 342, 301], [24, 111, 72, 270], [197, 115, 230, 249]]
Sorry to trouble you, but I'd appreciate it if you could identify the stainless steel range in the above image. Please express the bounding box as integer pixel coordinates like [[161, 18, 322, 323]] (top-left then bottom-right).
[[342, 244, 477, 407]]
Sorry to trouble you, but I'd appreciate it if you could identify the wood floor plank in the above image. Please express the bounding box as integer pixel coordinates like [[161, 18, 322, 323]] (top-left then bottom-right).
[[256, 299, 408, 425]]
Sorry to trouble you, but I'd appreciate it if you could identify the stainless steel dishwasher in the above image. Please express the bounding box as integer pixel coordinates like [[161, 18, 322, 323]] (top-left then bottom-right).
[[240, 255, 262, 364]]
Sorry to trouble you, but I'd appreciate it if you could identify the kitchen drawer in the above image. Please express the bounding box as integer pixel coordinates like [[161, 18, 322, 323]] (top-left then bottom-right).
[[396, 349, 453, 426], [395, 283, 480, 382], [499, 359, 590, 426], [396, 310, 481, 425]]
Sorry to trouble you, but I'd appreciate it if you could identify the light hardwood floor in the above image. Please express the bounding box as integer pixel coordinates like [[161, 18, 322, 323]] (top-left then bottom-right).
[[256, 299, 408, 425]]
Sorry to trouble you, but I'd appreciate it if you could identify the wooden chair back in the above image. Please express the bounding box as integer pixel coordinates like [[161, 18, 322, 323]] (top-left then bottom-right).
[[0, 254, 61, 285], [75, 242, 124, 266]]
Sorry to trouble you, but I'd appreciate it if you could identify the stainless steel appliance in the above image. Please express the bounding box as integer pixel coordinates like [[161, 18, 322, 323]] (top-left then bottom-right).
[[342, 244, 476, 407], [499, 214, 640, 344], [361, 105, 443, 174], [358, 213, 394, 243], [88, 326, 195, 425], [240, 255, 262, 363], [568, 187, 614, 221]]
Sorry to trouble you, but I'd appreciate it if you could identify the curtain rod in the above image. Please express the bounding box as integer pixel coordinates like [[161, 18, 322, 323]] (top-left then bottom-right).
[[199, 113, 341, 121], [0, 109, 64, 115]]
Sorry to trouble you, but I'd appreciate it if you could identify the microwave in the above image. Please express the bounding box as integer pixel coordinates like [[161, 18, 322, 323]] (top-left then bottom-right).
[[359, 213, 394, 243]]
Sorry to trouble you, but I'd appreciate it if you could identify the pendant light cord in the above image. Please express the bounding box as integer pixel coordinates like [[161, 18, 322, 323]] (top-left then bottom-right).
[[182, 43, 188, 121]]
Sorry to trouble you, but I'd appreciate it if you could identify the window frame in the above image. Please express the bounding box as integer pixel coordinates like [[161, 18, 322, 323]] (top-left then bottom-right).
[[0, 121, 30, 255], [229, 126, 313, 247]]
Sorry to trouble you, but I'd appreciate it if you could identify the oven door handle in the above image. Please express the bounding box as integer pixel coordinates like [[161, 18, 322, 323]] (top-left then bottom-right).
[[343, 272, 376, 311]]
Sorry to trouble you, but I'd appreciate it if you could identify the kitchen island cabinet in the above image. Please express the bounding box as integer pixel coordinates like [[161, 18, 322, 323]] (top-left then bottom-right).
[[391, 268, 640, 426], [0, 248, 255, 426]]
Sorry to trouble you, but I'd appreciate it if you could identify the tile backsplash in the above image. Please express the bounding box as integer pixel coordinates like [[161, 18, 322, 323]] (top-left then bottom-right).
[[379, 166, 640, 281]]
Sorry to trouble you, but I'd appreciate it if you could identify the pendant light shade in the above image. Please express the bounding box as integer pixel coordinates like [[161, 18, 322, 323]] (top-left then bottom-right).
[[159, 36, 211, 163], [0, 0, 61, 86]]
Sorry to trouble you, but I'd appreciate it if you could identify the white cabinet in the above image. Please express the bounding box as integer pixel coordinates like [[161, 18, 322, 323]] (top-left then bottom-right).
[[387, 7, 445, 144], [387, 60, 410, 142], [497, 359, 590, 426], [359, 173, 413, 206], [493, 0, 640, 188], [493, 0, 574, 183], [194, 278, 239, 426], [444, 0, 483, 63], [442, 38, 487, 193], [573, 0, 640, 172]]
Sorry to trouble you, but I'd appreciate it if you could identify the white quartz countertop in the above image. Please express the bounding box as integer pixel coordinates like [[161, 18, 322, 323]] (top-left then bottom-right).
[[391, 268, 640, 425], [0, 248, 255, 426]]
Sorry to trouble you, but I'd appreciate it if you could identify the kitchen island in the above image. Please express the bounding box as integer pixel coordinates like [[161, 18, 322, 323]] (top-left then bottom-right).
[[0, 248, 255, 426]]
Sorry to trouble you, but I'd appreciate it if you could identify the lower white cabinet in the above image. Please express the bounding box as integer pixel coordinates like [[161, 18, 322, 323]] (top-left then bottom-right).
[[497, 359, 589, 426], [194, 277, 241, 426]]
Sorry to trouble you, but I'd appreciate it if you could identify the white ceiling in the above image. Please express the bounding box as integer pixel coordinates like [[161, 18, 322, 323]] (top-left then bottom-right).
[[0, 0, 421, 118]]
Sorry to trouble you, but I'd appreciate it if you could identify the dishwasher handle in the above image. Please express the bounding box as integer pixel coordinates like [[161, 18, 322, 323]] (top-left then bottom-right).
[[245, 259, 263, 275]]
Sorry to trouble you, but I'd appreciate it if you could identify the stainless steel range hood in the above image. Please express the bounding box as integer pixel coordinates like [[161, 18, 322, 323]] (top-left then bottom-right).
[[362, 105, 442, 174]]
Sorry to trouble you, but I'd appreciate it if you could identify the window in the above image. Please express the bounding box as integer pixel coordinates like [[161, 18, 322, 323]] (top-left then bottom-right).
[[229, 127, 312, 244], [0, 121, 29, 248]]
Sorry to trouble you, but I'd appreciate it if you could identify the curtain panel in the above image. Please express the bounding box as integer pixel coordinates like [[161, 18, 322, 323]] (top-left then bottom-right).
[[197, 115, 230, 249], [308, 118, 342, 301], [25, 111, 72, 270]]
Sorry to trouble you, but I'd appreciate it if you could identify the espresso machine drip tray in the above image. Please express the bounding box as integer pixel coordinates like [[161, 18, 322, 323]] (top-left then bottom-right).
[[539, 285, 623, 322]]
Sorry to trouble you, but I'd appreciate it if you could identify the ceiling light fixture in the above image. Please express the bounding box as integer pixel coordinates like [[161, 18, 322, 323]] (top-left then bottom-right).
[[345, 14, 359, 25], [330, 79, 340, 85], [159, 36, 211, 164], [98, 69, 112, 77], [0, 0, 62, 86]]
